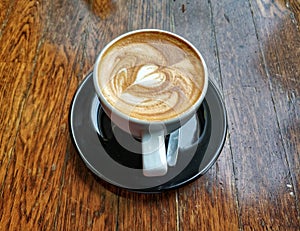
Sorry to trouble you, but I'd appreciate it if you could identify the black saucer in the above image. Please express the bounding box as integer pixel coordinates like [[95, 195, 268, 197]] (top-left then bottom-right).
[[70, 73, 227, 193]]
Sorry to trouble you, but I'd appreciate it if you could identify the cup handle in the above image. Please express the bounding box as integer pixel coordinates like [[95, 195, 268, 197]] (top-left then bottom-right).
[[142, 131, 168, 177]]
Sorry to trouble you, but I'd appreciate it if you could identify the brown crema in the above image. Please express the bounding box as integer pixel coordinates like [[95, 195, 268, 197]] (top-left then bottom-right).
[[97, 31, 205, 121]]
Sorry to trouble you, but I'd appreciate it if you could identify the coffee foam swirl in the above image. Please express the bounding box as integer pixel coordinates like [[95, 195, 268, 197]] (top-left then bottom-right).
[[98, 32, 204, 121]]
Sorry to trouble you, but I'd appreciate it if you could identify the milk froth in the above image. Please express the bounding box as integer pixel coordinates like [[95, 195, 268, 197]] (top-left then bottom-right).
[[97, 31, 205, 121]]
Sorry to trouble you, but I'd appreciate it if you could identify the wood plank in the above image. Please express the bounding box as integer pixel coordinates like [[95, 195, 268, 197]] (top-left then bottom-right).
[[0, 1, 47, 228], [52, 0, 123, 229], [211, 0, 300, 229], [171, 0, 240, 230], [250, 0, 300, 222], [0, 62, 33, 195], [14, 43, 77, 184], [2, 44, 78, 229], [0, 0, 111, 229]]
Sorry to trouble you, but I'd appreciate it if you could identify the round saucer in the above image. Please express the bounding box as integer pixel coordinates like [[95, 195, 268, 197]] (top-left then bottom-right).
[[70, 73, 227, 193]]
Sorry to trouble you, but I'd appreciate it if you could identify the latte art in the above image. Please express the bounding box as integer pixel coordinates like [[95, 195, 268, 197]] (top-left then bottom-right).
[[98, 32, 205, 121]]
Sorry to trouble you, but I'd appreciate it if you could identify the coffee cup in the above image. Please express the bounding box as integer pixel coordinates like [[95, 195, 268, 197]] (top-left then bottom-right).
[[93, 29, 208, 177]]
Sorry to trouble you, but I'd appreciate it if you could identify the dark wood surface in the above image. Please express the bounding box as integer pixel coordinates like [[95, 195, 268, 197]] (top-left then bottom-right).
[[0, 0, 299, 230]]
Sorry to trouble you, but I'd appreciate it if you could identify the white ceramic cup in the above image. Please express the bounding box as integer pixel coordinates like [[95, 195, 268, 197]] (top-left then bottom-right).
[[93, 29, 208, 177]]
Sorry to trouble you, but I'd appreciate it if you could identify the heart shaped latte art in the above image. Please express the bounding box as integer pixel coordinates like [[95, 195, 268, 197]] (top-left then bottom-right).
[[98, 34, 204, 121], [106, 62, 200, 121]]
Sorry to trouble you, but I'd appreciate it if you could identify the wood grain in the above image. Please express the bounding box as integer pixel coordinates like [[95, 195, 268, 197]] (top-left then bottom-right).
[[0, 63, 33, 194], [211, 0, 300, 229], [250, 0, 300, 226], [0, 0, 42, 62]]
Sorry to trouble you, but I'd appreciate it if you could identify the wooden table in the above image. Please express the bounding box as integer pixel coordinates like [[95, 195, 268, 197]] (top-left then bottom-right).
[[0, 0, 299, 230]]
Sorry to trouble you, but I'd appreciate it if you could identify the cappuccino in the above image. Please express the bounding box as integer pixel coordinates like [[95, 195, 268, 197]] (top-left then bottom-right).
[[97, 31, 205, 121]]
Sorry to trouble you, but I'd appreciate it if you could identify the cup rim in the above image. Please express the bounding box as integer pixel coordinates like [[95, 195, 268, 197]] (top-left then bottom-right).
[[93, 28, 208, 126]]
